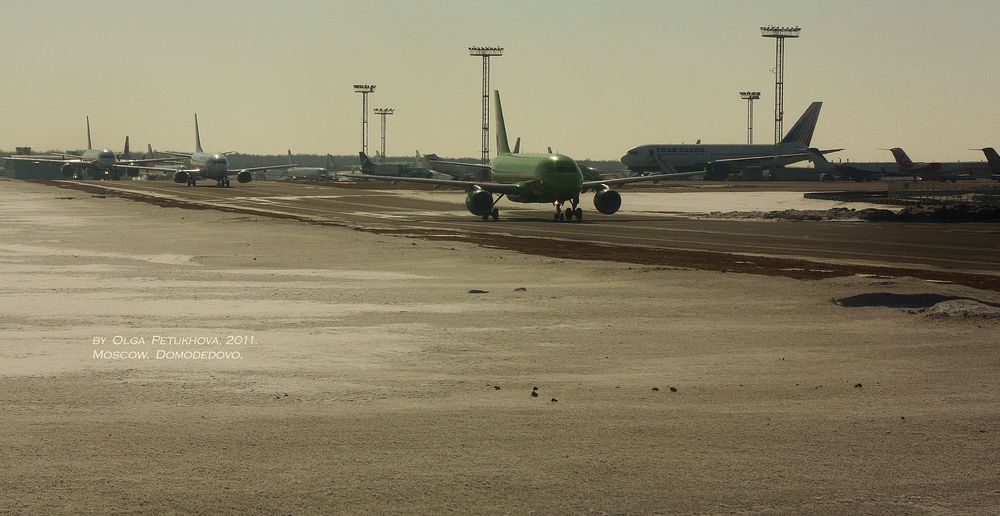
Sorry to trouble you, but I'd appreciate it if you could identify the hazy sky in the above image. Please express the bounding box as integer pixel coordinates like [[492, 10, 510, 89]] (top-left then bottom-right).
[[2, 0, 998, 162]]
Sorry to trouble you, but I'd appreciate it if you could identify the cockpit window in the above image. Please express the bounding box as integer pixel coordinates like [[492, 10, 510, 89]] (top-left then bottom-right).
[[555, 160, 577, 174]]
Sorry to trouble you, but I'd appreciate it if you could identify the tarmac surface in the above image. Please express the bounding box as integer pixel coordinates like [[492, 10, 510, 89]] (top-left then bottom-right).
[[3, 178, 1000, 513], [50, 179, 1000, 290]]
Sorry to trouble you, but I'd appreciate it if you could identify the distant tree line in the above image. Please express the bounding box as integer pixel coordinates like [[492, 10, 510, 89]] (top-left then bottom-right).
[[0, 148, 626, 173]]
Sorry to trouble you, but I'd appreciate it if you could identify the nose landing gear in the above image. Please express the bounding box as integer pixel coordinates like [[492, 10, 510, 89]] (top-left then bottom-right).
[[553, 197, 583, 223]]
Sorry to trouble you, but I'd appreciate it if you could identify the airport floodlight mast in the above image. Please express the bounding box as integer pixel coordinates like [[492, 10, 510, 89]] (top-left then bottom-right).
[[469, 45, 503, 163], [373, 107, 394, 160], [760, 26, 800, 144], [353, 84, 376, 154], [740, 91, 761, 144]]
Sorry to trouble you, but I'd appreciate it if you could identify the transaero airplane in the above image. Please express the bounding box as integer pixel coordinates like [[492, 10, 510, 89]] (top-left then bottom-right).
[[359, 91, 700, 222], [139, 115, 296, 187], [620, 102, 840, 178], [6, 117, 176, 180]]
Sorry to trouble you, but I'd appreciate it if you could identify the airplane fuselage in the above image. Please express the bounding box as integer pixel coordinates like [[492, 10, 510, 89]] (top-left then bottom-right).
[[190, 151, 230, 180], [490, 153, 584, 203], [897, 161, 989, 180], [79, 148, 117, 170], [621, 143, 809, 173]]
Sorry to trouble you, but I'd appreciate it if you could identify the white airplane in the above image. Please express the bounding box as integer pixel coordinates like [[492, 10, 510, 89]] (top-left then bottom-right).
[[620, 102, 841, 178], [136, 114, 296, 187], [6, 117, 174, 180], [253, 150, 333, 180], [887, 147, 989, 182]]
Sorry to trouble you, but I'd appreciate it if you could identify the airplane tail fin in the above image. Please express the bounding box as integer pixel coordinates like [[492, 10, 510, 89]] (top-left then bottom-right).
[[287, 149, 293, 165], [122, 136, 131, 159], [359, 151, 375, 173], [146, 144, 155, 159], [889, 147, 914, 169], [86, 116, 92, 150], [194, 113, 203, 153], [779, 102, 822, 146], [324, 154, 333, 171], [980, 147, 1000, 171], [494, 90, 511, 156], [513, 137, 521, 154]]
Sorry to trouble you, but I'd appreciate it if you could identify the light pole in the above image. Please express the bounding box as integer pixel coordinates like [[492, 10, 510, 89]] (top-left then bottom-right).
[[761, 26, 800, 143], [373, 107, 394, 160], [740, 91, 761, 144], [353, 84, 376, 154], [469, 46, 503, 163]]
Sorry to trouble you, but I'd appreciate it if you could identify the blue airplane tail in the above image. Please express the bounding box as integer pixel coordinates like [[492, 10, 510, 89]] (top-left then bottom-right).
[[779, 102, 822, 146]]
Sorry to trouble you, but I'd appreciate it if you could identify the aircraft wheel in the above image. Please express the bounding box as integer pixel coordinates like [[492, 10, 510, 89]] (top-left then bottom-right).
[[491, 208, 499, 221], [482, 214, 489, 221], [565, 209, 574, 221], [553, 212, 560, 223], [558, 212, 565, 222], [575, 207, 583, 221]]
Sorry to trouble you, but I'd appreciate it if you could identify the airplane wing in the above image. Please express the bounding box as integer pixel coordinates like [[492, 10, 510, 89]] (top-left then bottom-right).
[[4, 156, 81, 165], [420, 156, 492, 179], [710, 148, 844, 169], [121, 157, 186, 165], [581, 171, 704, 191], [357, 173, 522, 195], [112, 163, 200, 175], [160, 151, 193, 158], [232, 164, 297, 174]]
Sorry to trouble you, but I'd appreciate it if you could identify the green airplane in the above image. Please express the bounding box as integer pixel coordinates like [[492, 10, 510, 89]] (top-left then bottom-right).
[[361, 90, 699, 222]]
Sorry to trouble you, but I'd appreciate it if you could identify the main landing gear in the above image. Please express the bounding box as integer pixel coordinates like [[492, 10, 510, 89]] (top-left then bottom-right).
[[186, 177, 197, 187], [480, 194, 504, 222], [553, 197, 583, 223], [215, 177, 231, 188]]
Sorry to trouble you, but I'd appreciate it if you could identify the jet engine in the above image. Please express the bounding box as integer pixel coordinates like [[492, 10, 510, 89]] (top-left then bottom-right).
[[236, 171, 253, 183], [173, 171, 190, 184], [593, 187, 622, 215], [703, 162, 731, 181], [464, 187, 492, 216], [125, 167, 140, 178], [61, 163, 76, 178]]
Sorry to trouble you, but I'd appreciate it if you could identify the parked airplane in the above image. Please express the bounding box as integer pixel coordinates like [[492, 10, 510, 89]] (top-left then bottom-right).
[[260, 150, 333, 180], [138, 114, 296, 187], [359, 90, 700, 222], [5, 117, 173, 180], [806, 150, 898, 181], [888, 147, 989, 182], [621, 102, 840, 178], [359, 151, 443, 178]]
